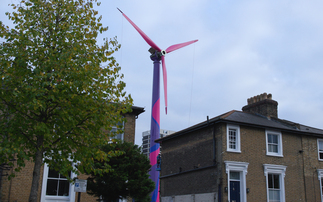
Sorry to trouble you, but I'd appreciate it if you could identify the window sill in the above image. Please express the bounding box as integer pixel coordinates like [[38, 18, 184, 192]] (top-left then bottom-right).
[[266, 153, 283, 157], [227, 150, 241, 153], [45, 196, 70, 199]]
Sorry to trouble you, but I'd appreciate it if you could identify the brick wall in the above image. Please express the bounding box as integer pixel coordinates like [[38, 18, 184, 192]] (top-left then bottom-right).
[[124, 113, 136, 144], [301, 135, 323, 201], [221, 125, 316, 202], [160, 126, 220, 196], [1, 160, 43, 202]]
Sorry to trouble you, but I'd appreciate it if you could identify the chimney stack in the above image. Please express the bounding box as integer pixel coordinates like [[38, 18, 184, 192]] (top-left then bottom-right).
[[242, 93, 278, 118]]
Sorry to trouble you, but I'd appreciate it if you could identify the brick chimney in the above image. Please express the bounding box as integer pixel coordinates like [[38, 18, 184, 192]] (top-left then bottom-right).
[[242, 93, 278, 118]]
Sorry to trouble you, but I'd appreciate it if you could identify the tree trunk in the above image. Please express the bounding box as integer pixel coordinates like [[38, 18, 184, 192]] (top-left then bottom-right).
[[29, 141, 44, 202]]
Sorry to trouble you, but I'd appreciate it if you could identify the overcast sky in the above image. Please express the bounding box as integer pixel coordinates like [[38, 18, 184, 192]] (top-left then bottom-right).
[[2, 0, 323, 146]]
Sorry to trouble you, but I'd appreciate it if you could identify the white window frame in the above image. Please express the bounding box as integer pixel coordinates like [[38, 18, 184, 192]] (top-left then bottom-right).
[[317, 169, 323, 202], [41, 163, 76, 202], [227, 124, 241, 153], [225, 161, 249, 202], [266, 130, 283, 157], [264, 164, 286, 202], [317, 139, 323, 161]]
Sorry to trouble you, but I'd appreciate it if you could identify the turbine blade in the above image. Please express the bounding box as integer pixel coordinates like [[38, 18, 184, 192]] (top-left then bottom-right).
[[161, 56, 168, 114], [166, 40, 198, 53], [117, 8, 161, 52]]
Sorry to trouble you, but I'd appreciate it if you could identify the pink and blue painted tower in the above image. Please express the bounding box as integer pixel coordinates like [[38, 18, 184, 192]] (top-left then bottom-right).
[[118, 8, 197, 202], [149, 51, 161, 202]]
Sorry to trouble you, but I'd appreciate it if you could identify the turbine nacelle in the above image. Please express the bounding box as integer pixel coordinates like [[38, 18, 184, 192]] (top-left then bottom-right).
[[148, 47, 167, 57]]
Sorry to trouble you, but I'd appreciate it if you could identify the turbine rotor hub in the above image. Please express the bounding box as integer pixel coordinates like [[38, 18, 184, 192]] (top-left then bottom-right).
[[161, 50, 167, 56]]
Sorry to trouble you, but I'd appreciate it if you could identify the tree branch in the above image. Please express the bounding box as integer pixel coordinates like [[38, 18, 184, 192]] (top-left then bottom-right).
[[51, 114, 91, 146]]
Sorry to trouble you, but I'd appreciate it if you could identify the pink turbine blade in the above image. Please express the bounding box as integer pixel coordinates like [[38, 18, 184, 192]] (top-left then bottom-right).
[[118, 8, 161, 52], [161, 55, 168, 114], [166, 40, 198, 53]]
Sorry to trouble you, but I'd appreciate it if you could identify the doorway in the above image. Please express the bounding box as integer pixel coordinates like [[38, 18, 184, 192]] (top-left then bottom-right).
[[229, 171, 241, 202]]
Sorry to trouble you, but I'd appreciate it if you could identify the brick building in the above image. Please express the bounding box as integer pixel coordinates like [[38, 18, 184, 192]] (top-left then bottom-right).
[[0, 106, 144, 202], [156, 93, 323, 202]]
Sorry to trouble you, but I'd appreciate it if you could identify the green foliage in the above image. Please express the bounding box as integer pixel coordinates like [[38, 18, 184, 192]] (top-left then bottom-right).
[[86, 141, 155, 202], [0, 0, 132, 183]]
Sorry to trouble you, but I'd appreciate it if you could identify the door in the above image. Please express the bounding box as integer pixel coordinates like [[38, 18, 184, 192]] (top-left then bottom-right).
[[230, 181, 240, 202]]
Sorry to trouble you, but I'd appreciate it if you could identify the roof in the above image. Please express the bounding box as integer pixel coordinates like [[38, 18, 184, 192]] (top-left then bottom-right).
[[156, 110, 323, 142], [130, 105, 145, 116]]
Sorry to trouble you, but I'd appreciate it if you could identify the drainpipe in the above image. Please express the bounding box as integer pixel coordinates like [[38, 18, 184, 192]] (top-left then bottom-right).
[[208, 116, 218, 201], [213, 124, 216, 165], [207, 116, 216, 164], [218, 184, 222, 202], [0, 167, 2, 202]]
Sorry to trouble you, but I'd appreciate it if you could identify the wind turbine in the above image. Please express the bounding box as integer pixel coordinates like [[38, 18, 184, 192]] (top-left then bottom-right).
[[118, 8, 198, 202]]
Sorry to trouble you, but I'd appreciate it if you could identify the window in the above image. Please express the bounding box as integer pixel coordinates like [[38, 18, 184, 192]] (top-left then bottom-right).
[[111, 121, 125, 141], [225, 161, 249, 202], [41, 163, 76, 201], [46, 168, 70, 196], [227, 124, 241, 152], [266, 131, 283, 157], [317, 139, 323, 160], [264, 164, 286, 202], [268, 174, 280, 202]]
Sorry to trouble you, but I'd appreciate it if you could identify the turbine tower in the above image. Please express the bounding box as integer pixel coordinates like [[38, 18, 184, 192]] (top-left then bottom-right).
[[118, 8, 198, 202]]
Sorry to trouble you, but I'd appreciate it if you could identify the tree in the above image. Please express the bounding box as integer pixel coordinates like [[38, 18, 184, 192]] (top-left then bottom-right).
[[86, 141, 155, 202], [0, 1, 132, 201]]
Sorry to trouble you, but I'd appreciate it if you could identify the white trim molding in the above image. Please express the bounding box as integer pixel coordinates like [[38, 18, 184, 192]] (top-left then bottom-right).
[[317, 139, 323, 161], [41, 163, 77, 202], [263, 164, 286, 177], [265, 130, 283, 157], [318, 169, 323, 180], [226, 124, 241, 153], [317, 169, 323, 202], [225, 161, 249, 202], [263, 164, 287, 202]]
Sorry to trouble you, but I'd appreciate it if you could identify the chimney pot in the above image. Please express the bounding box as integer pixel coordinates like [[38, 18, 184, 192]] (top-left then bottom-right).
[[268, 94, 272, 100], [260, 93, 267, 100]]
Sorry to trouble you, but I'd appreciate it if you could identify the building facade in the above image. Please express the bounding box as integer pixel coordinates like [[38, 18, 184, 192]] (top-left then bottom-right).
[[141, 129, 175, 157], [0, 106, 144, 202], [157, 93, 323, 202]]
